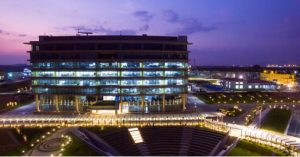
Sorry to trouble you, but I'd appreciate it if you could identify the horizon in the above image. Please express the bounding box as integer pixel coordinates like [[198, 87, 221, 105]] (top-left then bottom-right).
[[1, 0, 300, 65]]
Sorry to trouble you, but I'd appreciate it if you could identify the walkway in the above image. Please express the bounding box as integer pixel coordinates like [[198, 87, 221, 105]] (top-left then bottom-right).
[[288, 111, 300, 138], [1, 112, 300, 155]]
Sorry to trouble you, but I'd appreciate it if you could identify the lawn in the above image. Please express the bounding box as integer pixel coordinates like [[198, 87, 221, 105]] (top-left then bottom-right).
[[228, 140, 289, 156], [0, 127, 53, 156], [261, 108, 292, 133], [195, 91, 300, 104], [0, 80, 31, 92], [63, 133, 102, 156]]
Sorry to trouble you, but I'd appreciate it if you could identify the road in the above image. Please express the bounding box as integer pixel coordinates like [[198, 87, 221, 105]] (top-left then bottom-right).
[[3, 102, 35, 116], [288, 111, 300, 138], [248, 108, 270, 128], [0, 79, 29, 86], [187, 94, 205, 107]]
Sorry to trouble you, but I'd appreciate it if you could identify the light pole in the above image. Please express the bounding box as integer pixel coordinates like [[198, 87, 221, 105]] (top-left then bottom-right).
[[259, 106, 262, 128]]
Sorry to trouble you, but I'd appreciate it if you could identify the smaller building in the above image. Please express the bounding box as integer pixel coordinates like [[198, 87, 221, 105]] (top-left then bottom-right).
[[0, 70, 5, 81], [260, 70, 296, 88], [221, 78, 277, 91], [247, 80, 277, 91]]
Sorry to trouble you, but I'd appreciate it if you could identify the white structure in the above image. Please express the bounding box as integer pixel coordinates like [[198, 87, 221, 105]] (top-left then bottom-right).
[[221, 78, 277, 91]]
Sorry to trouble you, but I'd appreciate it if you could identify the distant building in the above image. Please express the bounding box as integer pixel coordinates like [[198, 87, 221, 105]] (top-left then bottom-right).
[[27, 35, 189, 114], [6, 72, 25, 80], [260, 70, 297, 89], [23, 68, 32, 78], [221, 78, 277, 91], [0, 70, 5, 81], [0, 65, 31, 81], [189, 66, 261, 81]]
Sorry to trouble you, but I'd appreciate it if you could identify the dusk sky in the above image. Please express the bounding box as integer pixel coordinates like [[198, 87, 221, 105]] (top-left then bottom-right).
[[0, 0, 300, 65]]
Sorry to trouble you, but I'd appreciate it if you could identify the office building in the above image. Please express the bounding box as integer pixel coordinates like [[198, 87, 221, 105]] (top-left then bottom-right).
[[27, 35, 189, 113]]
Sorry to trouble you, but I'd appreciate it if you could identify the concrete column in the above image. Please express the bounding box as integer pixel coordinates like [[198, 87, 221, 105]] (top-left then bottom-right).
[[75, 96, 79, 113], [162, 95, 166, 112], [182, 94, 187, 110], [54, 95, 59, 112], [141, 95, 145, 113], [35, 95, 40, 112], [119, 96, 123, 113], [40, 95, 44, 111]]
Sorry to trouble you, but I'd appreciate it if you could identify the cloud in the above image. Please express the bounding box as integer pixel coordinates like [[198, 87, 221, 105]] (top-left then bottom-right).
[[68, 25, 137, 35], [139, 24, 149, 31], [0, 28, 27, 37], [162, 9, 218, 35], [163, 10, 179, 23], [0, 29, 10, 35], [133, 10, 154, 22], [18, 34, 27, 37], [178, 18, 217, 34]]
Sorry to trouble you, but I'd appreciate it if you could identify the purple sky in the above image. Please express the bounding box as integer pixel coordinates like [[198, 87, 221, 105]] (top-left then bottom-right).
[[0, 0, 300, 65]]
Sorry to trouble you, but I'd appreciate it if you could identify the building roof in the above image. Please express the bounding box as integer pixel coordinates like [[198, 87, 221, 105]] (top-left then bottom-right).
[[192, 66, 300, 73], [27, 35, 189, 43], [0, 64, 30, 72], [221, 78, 277, 84], [220, 78, 246, 82], [247, 80, 276, 84]]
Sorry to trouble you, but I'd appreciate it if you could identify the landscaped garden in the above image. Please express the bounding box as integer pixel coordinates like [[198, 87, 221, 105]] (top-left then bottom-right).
[[63, 134, 101, 156], [196, 92, 300, 104], [0, 127, 55, 156], [261, 108, 292, 133], [228, 139, 290, 156], [0, 93, 34, 112], [218, 105, 244, 117]]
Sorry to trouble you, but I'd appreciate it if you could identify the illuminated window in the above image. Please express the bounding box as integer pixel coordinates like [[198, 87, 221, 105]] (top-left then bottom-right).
[[122, 71, 142, 77], [165, 71, 182, 77], [165, 62, 185, 68], [122, 80, 143, 85], [144, 62, 164, 68], [143, 71, 163, 77], [144, 79, 164, 85], [58, 71, 75, 77], [121, 88, 140, 94], [121, 62, 140, 68], [98, 71, 118, 77]]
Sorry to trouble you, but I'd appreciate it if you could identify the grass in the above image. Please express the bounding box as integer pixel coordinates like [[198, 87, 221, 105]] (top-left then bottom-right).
[[0, 127, 53, 156], [0, 80, 31, 92], [228, 140, 289, 156], [195, 91, 300, 104], [63, 134, 101, 156], [0, 93, 33, 111], [261, 108, 292, 133]]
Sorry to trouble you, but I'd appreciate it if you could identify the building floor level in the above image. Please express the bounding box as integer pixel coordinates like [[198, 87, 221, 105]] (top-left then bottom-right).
[[35, 94, 187, 114]]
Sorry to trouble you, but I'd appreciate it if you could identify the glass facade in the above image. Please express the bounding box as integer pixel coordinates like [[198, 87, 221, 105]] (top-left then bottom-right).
[[29, 35, 189, 113], [32, 61, 187, 89]]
